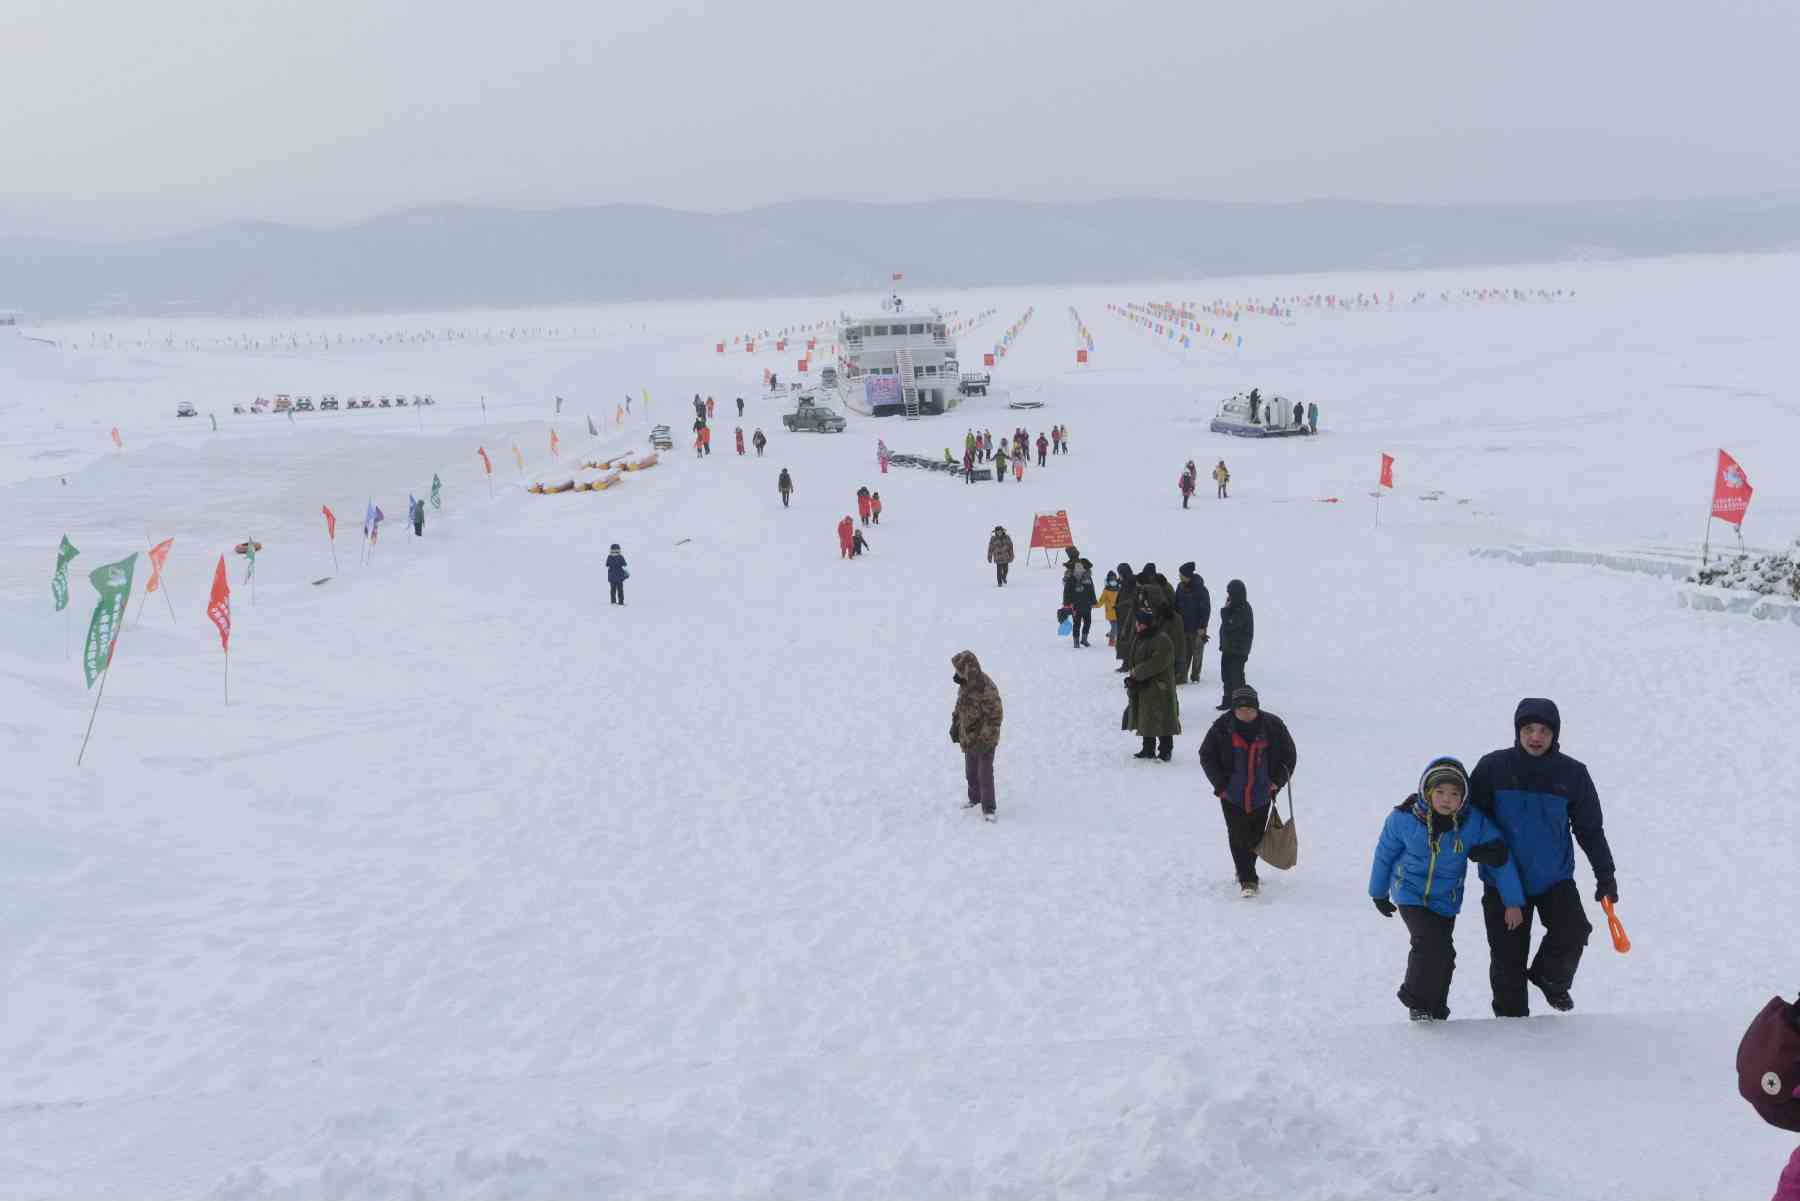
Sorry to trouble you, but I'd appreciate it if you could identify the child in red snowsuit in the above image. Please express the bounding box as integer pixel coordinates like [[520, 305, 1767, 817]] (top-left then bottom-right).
[[838, 516, 855, 558], [735, 427, 745, 455], [857, 490, 872, 526], [870, 492, 883, 524]]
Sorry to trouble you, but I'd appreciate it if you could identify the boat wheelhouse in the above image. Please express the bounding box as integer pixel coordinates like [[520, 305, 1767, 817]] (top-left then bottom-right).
[[833, 313, 962, 418]]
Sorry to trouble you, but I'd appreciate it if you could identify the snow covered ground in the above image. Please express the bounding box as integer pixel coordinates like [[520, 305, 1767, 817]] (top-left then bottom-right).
[[1, 254, 1796, 1199]]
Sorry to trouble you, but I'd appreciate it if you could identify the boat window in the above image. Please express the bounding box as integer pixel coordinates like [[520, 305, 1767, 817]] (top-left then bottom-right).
[[872, 325, 889, 336], [909, 323, 925, 335]]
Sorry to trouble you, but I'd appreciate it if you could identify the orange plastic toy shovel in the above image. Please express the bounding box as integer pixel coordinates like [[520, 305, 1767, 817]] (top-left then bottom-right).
[[1601, 897, 1631, 953]]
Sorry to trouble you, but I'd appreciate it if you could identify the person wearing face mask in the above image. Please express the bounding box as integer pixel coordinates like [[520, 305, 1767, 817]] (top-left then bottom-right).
[[1369, 757, 1524, 1021], [949, 650, 1003, 823], [1199, 686, 1297, 897], [1469, 698, 1617, 1017]]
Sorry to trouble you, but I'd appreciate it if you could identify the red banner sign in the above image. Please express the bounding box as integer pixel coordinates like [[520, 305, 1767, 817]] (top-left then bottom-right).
[[983, 353, 995, 367], [1711, 449, 1752, 526], [1029, 510, 1074, 550]]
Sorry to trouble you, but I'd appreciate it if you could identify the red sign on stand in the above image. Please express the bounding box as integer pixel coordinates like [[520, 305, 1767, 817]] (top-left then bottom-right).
[[983, 353, 996, 367], [798, 358, 810, 373], [1076, 349, 1088, 364], [1027, 511, 1075, 563]]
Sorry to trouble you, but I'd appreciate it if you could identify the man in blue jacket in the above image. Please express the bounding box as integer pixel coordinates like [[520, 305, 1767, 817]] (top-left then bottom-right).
[[1469, 698, 1617, 1016]]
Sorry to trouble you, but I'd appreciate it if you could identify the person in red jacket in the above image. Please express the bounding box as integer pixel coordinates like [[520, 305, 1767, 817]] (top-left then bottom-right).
[[870, 491, 883, 524], [1036, 433, 1048, 466], [735, 427, 745, 455], [837, 516, 855, 558], [856, 487, 872, 526], [700, 424, 712, 456]]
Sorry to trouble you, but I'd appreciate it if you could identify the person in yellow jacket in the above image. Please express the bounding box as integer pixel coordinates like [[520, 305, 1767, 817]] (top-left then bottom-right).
[[1100, 568, 1121, 647], [1213, 459, 1231, 499]]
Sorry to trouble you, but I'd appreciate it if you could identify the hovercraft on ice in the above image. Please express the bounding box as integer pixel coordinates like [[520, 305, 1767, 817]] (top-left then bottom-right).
[[1210, 389, 1311, 439]]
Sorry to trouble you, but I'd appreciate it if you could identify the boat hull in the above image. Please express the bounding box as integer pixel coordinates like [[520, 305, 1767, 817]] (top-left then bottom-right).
[[1210, 418, 1311, 439]]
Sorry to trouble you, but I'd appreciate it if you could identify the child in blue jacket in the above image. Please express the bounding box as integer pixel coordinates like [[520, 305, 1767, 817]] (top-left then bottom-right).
[[1369, 757, 1525, 1021]]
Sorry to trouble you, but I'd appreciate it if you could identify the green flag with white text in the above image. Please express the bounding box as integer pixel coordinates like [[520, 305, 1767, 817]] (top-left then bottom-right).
[[430, 474, 442, 510], [51, 535, 79, 612], [82, 553, 136, 688]]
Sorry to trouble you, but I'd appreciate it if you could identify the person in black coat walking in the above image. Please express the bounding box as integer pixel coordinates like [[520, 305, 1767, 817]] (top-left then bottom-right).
[[1199, 685, 1297, 895], [605, 543, 628, 605], [1062, 555, 1097, 648], [1174, 563, 1211, 684], [1216, 579, 1253, 710]]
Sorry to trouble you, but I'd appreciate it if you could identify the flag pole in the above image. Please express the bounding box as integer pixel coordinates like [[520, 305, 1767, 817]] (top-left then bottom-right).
[[224, 647, 229, 706], [1700, 514, 1711, 567], [328, 528, 339, 573], [161, 571, 177, 624], [76, 635, 120, 766]]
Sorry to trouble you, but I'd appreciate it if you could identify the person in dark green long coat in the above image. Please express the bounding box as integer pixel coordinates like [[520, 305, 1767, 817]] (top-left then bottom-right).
[[1122, 602, 1182, 761]]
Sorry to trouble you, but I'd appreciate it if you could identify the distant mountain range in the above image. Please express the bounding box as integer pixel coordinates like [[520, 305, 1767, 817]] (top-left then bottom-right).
[[5, 195, 1799, 317]]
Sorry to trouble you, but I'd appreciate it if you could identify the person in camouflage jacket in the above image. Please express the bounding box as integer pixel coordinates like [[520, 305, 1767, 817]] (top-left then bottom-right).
[[950, 650, 1004, 818], [986, 526, 1015, 587]]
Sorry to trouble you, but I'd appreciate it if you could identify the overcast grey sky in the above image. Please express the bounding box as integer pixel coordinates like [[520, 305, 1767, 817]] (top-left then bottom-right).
[[3, 0, 1798, 239]]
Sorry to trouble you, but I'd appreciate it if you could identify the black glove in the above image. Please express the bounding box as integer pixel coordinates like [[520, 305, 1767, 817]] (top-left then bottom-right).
[[1373, 897, 1396, 918], [1466, 840, 1510, 868], [950, 725, 960, 745], [1594, 876, 1618, 904], [952, 673, 965, 686], [1124, 677, 1140, 691]]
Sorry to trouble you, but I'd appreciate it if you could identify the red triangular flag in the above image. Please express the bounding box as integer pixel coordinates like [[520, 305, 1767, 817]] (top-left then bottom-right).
[[322, 504, 336, 541], [1711, 450, 1752, 526], [478, 447, 493, 475], [1379, 453, 1395, 489], [206, 555, 231, 652]]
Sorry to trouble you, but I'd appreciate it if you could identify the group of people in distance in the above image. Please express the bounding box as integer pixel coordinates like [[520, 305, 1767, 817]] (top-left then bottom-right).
[[1178, 459, 1232, 506], [957, 424, 1070, 483]]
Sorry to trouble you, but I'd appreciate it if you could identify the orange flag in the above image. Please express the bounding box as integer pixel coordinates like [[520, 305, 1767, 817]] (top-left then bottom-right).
[[478, 447, 493, 475], [110, 427, 122, 449], [550, 429, 560, 457], [1379, 453, 1395, 489], [146, 537, 174, 593], [322, 504, 336, 540], [206, 555, 231, 651]]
